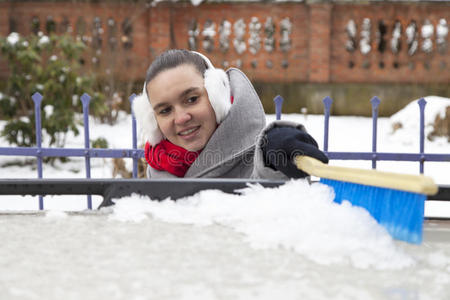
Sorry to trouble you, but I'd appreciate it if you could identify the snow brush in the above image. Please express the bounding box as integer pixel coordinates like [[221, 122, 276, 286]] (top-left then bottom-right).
[[295, 156, 438, 244]]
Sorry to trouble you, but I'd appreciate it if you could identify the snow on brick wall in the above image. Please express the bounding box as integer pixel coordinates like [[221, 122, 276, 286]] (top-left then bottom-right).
[[0, 1, 449, 83]]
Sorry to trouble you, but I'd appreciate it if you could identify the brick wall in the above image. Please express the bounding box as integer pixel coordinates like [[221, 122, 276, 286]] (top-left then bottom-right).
[[331, 3, 450, 84], [0, 1, 449, 84], [166, 3, 310, 82]]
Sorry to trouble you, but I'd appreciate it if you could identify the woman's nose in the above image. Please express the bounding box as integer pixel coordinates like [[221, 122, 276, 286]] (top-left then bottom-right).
[[174, 109, 192, 125]]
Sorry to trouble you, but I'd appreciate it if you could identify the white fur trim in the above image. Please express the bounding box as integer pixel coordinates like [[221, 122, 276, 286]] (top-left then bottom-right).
[[132, 85, 163, 146]]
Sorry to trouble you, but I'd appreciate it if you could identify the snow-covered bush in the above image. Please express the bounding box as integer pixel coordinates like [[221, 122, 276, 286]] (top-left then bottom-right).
[[0, 32, 107, 148]]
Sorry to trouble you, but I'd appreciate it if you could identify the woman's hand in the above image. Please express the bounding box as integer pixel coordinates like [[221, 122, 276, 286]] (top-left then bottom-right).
[[263, 126, 329, 178]]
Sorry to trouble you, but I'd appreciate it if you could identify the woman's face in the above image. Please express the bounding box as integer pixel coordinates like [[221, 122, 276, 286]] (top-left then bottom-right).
[[147, 64, 217, 151]]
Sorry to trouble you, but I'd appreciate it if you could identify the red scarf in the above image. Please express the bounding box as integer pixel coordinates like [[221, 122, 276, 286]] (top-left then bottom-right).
[[145, 140, 201, 177]]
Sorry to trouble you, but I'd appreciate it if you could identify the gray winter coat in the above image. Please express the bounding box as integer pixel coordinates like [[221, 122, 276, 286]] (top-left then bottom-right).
[[147, 68, 305, 179]]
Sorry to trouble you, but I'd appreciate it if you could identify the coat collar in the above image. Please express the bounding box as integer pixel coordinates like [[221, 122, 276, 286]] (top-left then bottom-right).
[[184, 68, 266, 178]]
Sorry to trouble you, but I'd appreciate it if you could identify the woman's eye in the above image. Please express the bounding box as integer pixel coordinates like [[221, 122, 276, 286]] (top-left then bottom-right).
[[187, 96, 198, 103], [158, 107, 171, 115]]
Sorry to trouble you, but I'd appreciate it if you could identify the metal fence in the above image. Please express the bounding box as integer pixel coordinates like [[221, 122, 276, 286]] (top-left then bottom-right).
[[1, 92, 449, 210], [0, 92, 143, 209]]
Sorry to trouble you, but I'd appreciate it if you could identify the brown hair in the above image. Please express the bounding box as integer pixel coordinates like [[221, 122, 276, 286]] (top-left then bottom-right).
[[145, 49, 207, 85]]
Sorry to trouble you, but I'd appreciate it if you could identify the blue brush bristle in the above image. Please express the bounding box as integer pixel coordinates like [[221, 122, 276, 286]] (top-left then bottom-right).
[[320, 178, 425, 244]]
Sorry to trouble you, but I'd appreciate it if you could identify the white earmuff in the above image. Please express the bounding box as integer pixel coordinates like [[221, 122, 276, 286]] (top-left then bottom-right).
[[132, 83, 163, 146], [191, 51, 231, 124]]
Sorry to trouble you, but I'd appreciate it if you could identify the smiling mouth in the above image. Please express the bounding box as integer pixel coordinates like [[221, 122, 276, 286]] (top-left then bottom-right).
[[178, 126, 200, 136]]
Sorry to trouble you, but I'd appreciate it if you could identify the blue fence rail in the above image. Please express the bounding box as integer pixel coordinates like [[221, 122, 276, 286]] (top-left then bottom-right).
[[0, 92, 449, 210], [322, 96, 449, 172]]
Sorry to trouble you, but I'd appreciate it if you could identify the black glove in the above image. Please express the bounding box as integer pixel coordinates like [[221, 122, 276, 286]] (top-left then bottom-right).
[[262, 126, 329, 178]]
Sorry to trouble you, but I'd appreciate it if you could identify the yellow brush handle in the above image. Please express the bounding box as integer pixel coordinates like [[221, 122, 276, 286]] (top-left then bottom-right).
[[295, 156, 438, 195]]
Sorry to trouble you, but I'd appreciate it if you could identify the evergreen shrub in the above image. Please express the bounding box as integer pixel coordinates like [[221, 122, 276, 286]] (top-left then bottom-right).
[[0, 32, 107, 148]]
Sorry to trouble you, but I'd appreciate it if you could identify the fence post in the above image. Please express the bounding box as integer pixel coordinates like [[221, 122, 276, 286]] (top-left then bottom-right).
[[32, 92, 44, 210], [418, 98, 426, 174], [129, 93, 138, 178], [273, 95, 284, 120], [322, 96, 333, 153], [370, 96, 381, 169], [81, 93, 92, 209]]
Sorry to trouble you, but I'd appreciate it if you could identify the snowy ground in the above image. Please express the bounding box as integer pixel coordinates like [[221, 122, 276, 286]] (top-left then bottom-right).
[[0, 96, 449, 299], [0, 199, 449, 300]]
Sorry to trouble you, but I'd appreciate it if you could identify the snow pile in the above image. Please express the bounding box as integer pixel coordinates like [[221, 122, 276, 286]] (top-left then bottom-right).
[[109, 179, 415, 270], [389, 96, 450, 146]]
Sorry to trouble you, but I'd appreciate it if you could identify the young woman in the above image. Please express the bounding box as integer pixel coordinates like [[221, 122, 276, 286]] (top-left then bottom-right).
[[133, 49, 328, 179]]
